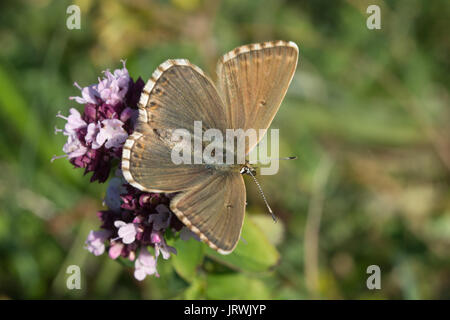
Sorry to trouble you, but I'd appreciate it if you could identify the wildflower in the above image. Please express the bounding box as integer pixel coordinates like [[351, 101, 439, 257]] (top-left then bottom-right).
[[98, 61, 130, 105], [70, 84, 99, 105], [61, 108, 87, 134], [96, 119, 128, 149], [151, 231, 177, 260], [89, 179, 183, 276], [52, 109, 88, 162], [85, 230, 110, 256], [148, 204, 172, 231], [62, 133, 87, 159], [109, 242, 124, 260], [85, 122, 101, 149], [104, 176, 126, 212], [134, 249, 158, 281], [54, 61, 142, 183], [114, 220, 139, 244]]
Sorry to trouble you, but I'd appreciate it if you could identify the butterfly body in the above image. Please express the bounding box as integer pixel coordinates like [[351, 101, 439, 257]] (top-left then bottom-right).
[[122, 40, 298, 254]]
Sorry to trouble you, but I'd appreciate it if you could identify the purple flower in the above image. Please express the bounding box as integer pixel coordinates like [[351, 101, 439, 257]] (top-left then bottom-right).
[[70, 60, 130, 106], [85, 230, 110, 256], [54, 60, 142, 183], [52, 109, 88, 162], [109, 242, 124, 260], [96, 119, 128, 149], [134, 249, 159, 281], [114, 220, 139, 244], [62, 133, 88, 159], [97, 67, 130, 106], [89, 182, 183, 277], [104, 176, 126, 212], [70, 84, 99, 105], [148, 204, 171, 231], [151, 230, 177, 260], [62, 108, 87, 134], [120, 107, 136, 123], [85, 122, 101, 149]]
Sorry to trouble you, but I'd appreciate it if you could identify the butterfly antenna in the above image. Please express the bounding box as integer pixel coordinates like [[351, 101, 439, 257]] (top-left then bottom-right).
[[246, 169, 278, 223], [249, 156, 297, 164]]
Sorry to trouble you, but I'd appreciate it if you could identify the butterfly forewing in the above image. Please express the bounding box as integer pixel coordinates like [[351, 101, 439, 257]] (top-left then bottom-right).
[[216, 40, 298, 153], [123, 59, 226, 192], [135, 59, 227, 133]]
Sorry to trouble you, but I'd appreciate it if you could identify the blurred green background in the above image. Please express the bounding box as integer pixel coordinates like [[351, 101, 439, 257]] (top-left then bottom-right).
[[0, 0, 449, 299]]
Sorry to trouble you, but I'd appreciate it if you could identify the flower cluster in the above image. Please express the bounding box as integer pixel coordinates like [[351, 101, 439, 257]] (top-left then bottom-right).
[[55, 61, 193, 281], [53, 60, 144, 183], [88, 176, 184, 279]]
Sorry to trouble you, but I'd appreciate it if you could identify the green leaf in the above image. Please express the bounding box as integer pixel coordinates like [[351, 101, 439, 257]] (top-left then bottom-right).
[[169, 237, 205, 283], [183, 278, 205, 299], [250, 214, 285, 246], [206, 217, 280, 273], [205, 273, 271, 299]]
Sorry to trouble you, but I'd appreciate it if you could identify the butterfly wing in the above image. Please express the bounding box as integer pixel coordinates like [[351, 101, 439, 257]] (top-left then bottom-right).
[[170, 171, 246, 254], [122, 59, 246, 253], [123, 129, 211, 193], [136, 59, 227, 133], [122, 59, 227, 193], [216, 40, 299, 153]]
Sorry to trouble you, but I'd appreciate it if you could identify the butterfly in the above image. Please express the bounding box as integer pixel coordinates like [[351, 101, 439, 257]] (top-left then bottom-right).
[[121, 40, 298, 254]]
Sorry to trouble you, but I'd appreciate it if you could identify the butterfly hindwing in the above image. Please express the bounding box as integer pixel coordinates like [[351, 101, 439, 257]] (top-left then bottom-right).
[[171, 171, 246, 254]]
